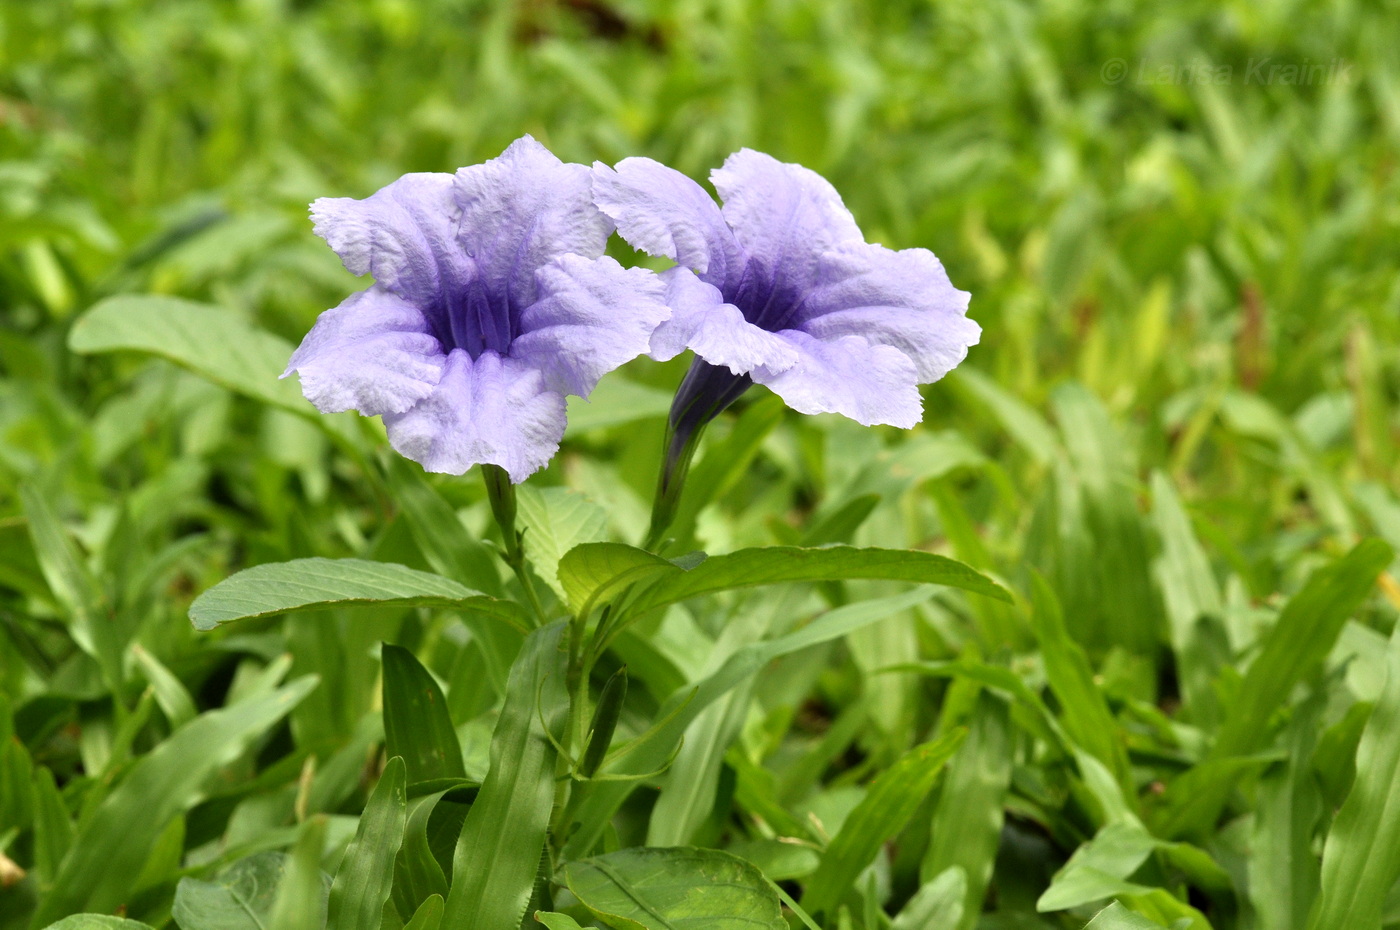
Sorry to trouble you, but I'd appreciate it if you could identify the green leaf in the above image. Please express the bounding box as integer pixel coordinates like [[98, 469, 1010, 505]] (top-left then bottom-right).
[[563, 376, 673, 435], [328, 756, 408, 930], [385, 457, 502, 597], [1150, 471, 1225, 726], [403, 896, 444, 930], [31, 765, 74, 885], [922, 692, 1013, 930], [1051, 383, 1162, 655], [1038, 824, 1160, 912], [441, 621, 569, 930], [268, 816, 330, 930], [1121, 889, 1212, 930], [1215, 538, 1393, 757], [562, 588, 938, 859], [37, 918, 156, 930], [564, 847, 786, 930], [189, 557, 529, 632], [802, 730, 966, 917], [557, 543, 679, 618], [1308, 625, 1400, 930], [517, 486, 608, 603], [532, 913, 586, 930], [68, 295, 308, 417], [33, 677, 318, 925], [1030, 576, 1131, 790], [1159, 538, 1392, 838], [800, 493, 881, 547], [172, 852, 288, 930], [892, 867, 966, 930], [20, 483, 120, 687], [391, 790, 455, 916], [1083, 902, 1171, 930], [382, 645, 466, 785], [948, 367, 1058, 464], [132, 644, 198, 729], [628, 546, 1012, 615], [1250, 692, 1325, 930]]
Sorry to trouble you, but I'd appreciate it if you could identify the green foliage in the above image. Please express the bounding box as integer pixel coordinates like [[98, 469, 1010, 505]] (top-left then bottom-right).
[[441, 623, 569, 930], [802, 731, 966, 918], [381, 648, 466, 786], [32, 678, 317, 925], [564, 847, 786, 930], [3, 0, 1400, 928], [189, 558, 528, 632]]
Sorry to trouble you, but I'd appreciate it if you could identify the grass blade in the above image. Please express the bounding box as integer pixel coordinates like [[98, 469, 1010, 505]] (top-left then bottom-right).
[[1307, 625, 1400, 930], [1158, 539, 1392, 837], [328, 756, 408, 930], [33, 677, 318, 924], [801, 730, 966, 918], [440, 622, 569, 930], [268, 816, 330, 930], [382, 645, 466, 785], [922, 693, 1013, 929]]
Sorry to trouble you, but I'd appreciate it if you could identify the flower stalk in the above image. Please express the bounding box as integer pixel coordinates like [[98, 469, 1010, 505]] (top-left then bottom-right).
[[482, 464, 548, 625], [644, 361, 752, 550]]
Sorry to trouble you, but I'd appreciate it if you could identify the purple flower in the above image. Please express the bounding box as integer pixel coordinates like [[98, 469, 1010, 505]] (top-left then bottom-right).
[[592, 150, 979, 430], [284, 136, 669, 482]]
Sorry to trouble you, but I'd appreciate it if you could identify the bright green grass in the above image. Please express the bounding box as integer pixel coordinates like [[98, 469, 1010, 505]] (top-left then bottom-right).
[[2, 0, 1399, 928]]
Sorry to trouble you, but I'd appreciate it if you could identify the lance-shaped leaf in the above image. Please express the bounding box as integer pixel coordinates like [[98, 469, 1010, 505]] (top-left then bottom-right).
[[382, 645, 466, 785], [440, 622, 569, 930], [630, 545, 1010, 613], [557, 542, 680, 617], [189, 557, 530, 632], [1308, 625, 1400, 930], [801, 730, 965, 917], [562, 588, 937, 859], [1157, 538, 1392, 838], [33, 678, 318, 924], [69, 296, 319, 419], [328, 756, 409, 930], [561, 543, 1010, 623]]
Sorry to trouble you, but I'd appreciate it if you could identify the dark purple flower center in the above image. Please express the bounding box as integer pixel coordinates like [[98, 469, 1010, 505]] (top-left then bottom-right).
[[723, 257, 805, 333], [424, 272, 517, 359]]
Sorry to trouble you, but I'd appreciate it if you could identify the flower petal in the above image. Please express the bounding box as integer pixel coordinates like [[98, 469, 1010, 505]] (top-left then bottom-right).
[[798, 241, 979, 383], [648, 268, 799, 374], [283, 286, 446, 416], [510, 254, 670, 398], [454, 135, 612, 314], [310, 173, 465, 312], [710, 149, 863, 288], [383, 349, 566, 483], [591, 157, 742, 286], [752, 330, 922, 428]]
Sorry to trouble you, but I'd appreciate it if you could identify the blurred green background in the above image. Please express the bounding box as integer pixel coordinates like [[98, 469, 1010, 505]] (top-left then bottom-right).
[[6, 0, 1399, 475], [3, 0, 1400, 927]]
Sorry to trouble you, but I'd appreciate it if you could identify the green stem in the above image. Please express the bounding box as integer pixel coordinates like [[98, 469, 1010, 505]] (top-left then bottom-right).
[[642, 418, 707, 552], [643, 359, 752, 551], [481, 464, 548, 625]]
